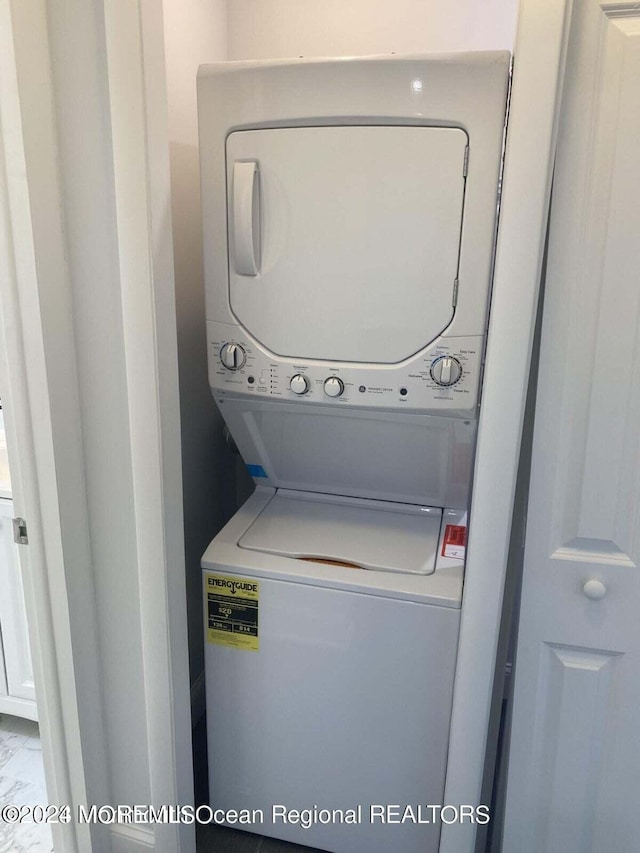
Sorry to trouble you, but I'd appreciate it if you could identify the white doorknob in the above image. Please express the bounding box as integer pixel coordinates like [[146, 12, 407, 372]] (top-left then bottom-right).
[[583, 579, 607, 600]]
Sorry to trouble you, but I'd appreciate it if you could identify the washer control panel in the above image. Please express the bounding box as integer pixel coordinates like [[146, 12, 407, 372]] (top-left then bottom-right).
[[209, 321, 483, 416]]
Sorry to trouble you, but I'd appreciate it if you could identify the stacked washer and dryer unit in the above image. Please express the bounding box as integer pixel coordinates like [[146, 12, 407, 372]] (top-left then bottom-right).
[[198, 53, 509, 853]]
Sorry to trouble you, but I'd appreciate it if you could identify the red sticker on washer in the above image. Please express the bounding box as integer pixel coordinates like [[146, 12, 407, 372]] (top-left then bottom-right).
[[441, 524, 467, 559]]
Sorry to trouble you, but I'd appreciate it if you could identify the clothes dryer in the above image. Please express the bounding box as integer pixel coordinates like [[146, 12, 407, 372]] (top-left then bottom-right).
[[198, 52, 510, 852]]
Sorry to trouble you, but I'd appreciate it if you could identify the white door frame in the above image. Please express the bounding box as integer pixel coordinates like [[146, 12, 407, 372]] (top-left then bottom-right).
[[0, 2, 105, 850], [1, 1, 576, 853], [440, 0, 574, 850], [1, 1, 193, 852]]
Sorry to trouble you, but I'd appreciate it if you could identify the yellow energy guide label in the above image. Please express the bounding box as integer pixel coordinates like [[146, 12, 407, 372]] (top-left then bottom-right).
[[204, 573, 259, 651]]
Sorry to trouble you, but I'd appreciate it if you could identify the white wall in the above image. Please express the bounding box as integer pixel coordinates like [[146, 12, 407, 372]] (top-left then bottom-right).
[[163, 0, 235, 700], [227, 0, 517, 60], [164, 0, 227, 143]]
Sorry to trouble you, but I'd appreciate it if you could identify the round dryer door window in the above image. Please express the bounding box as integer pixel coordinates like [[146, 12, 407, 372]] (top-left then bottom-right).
[[226, 125, 467, 365]]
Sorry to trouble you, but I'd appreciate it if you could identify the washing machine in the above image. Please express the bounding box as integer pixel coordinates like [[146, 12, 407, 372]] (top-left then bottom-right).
[[198, 53, 510, 853]]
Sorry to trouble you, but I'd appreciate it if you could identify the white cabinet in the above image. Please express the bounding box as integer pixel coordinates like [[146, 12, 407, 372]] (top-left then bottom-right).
[[0, 497, 37, 720], [503, 1, 640, 849]]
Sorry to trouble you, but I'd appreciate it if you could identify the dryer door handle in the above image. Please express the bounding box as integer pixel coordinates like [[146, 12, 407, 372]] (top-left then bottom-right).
[[232, 161, 260, 276]]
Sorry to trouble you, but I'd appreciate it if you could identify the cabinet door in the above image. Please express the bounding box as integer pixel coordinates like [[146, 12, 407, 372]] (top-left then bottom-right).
[[503, 2, 640, 850], [0, 499, 35, 702]]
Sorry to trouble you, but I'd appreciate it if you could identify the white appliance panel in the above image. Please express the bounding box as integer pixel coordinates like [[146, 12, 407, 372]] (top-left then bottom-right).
[[202, 489, 465, 608], [239, 491, 442, 574], [205, 570, 460, 853], [217, 396, 476, 507], [209, 320, 483, 418], [199, 54, 510, 344], [227, 126, 466, 364]]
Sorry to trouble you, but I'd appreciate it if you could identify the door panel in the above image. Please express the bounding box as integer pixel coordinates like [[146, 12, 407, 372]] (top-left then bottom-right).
[[226, 126, 466, 364], [503, 2, 640, 850]]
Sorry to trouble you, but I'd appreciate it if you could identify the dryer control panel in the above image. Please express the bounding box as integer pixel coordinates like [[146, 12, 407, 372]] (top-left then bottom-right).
[[208, 321, 482, 418]]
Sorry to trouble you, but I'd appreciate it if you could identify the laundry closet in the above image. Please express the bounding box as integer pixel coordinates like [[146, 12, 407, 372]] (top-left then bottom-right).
[[9, 1, 636, 852], [161, 2, 517, 852]]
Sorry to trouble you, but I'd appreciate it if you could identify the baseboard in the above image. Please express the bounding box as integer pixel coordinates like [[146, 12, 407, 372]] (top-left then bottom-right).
[[110, 824, 155, 852], [190, 669, 206, 728]]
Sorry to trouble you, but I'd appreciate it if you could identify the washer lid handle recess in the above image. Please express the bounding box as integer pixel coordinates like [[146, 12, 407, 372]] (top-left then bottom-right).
[[232, 161, 261, 276]]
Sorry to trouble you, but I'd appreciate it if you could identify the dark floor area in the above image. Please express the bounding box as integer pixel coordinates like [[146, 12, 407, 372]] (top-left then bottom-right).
[[197, 823, 326, 853], [193, 714, 326, 853]]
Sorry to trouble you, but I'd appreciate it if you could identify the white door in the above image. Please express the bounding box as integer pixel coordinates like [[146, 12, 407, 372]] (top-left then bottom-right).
[[227, 125, 467, 363], [503, 2, 640, 850]]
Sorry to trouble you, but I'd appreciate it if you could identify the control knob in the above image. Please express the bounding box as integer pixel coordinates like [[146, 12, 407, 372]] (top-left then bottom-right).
[[431, 356, 462, 387], [220, 342, 246, 370], [290, 374, 310, 395], [323, 376, 344, 398]]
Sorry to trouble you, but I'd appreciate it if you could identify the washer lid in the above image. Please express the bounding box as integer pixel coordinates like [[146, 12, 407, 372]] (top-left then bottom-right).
[[226, 125, 467, 364], [238, 491, 443, 575]]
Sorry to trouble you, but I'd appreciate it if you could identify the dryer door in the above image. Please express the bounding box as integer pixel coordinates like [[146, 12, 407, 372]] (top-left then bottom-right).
[[226, 125, 467, 364]]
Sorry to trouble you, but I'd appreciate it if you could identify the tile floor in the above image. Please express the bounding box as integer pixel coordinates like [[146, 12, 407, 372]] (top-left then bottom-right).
[[0, 713, 53, 853]]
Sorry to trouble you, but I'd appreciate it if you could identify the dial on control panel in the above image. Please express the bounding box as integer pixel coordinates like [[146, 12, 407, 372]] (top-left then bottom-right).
[[290, 374, 310, 395], [430, 356, 462, 387], [323, 376, 344, 398], [220, 342, 246, 370]]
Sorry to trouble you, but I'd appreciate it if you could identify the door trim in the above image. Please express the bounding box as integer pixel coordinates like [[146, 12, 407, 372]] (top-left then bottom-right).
[[440, 0, 575, 850], [0, 1, 194, 851]]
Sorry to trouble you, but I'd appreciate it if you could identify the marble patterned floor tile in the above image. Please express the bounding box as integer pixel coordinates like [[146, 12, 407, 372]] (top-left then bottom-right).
[[1, 747, 47, 790], [0, 729, 28, 771], [0, 814, 53, 853], [0, 773, 48, 808], [0, 716, 51, 852], [0, 773, 33, 806]]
